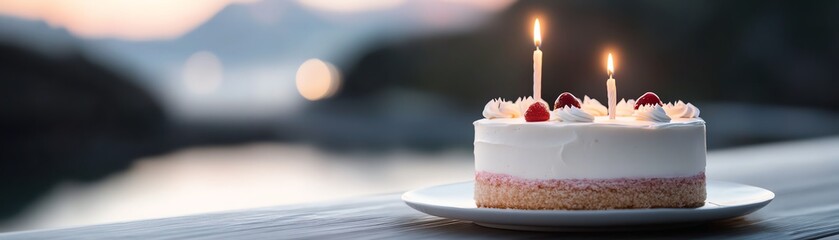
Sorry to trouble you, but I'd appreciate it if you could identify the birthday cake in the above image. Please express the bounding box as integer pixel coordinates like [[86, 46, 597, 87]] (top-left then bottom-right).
[[474, 92, 706, 210]]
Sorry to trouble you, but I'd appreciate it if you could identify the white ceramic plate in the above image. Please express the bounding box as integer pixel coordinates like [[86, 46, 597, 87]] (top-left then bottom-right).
[[402, 180, 774, 231]]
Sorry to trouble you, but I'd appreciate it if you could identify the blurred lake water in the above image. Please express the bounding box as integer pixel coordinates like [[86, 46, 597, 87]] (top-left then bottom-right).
[[1, 144, 473, 231]]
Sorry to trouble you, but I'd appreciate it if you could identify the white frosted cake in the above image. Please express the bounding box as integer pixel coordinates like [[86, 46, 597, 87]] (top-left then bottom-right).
[[475, 92, 706, 210]]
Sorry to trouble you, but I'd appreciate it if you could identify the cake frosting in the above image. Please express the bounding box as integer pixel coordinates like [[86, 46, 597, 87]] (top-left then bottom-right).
[[474, 117, 705, 179]]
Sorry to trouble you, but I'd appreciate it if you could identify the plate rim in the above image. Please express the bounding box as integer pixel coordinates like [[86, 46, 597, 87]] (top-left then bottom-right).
[[402, 180, 774, 228]]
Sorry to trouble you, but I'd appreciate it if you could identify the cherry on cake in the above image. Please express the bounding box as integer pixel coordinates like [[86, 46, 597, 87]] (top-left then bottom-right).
[[475, 92, 705, 210]]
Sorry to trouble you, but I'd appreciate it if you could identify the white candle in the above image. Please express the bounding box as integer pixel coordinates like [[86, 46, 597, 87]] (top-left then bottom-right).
[[533, 19, 542, 101], [607, 53, 616, 119]]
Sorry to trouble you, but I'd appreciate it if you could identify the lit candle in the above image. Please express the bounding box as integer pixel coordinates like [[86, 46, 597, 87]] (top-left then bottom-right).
[[606, 53, 616, 119], [533, 19, 542, 101]]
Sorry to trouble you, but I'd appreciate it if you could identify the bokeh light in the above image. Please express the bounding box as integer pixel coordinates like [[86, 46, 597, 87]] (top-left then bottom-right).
[[295, 58, 341, 101]]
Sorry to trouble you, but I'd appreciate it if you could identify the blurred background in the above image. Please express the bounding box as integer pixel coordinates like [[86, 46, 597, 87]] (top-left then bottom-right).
[[1, 0, 838, 232]]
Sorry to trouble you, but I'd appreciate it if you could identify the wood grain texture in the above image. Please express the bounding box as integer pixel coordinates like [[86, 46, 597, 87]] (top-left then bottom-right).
[[3, 137, 839, 239]]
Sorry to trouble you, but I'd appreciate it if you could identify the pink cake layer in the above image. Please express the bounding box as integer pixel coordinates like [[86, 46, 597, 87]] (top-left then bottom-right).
[[475, 171, 706, 210]]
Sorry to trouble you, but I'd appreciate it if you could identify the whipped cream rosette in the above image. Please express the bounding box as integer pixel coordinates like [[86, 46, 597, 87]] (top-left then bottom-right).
[[580, 95, 608, 116], [555, 106, 594, 122], [634, 104, 671, 122], [616, 98, 636, 117], [482, 98, 520, 119], [515, 96, 549, 115], [664, 101, 701, 118]]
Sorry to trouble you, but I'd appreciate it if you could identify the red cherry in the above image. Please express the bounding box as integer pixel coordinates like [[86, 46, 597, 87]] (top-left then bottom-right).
[[554, 92, 581, 110], [525, 102, 550, 122], [634, 92, 664, 109]]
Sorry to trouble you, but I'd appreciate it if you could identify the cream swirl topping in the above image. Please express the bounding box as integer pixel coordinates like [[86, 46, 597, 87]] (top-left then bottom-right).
[[482, 98, 520, 119], [616, 98, 636, 117], [634, 104, 671, 122], [663, 101, 700, 118], [514, 96, 548, 116], [581, 95, 608, 116], [555, 106, 594, 122], [615, 98, 635, 117]]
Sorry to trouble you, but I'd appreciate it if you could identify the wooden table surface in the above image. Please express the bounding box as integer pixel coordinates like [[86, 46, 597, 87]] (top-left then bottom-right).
[[3, 137, 839, 239]]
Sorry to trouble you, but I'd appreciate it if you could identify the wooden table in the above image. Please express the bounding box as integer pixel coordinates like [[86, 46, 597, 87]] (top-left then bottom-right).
[[3, 137, 839, 239]]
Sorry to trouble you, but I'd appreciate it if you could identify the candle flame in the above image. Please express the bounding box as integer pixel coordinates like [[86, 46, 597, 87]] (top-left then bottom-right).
[[607, 53, 614, 76], [533, 18, 541, 47]]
